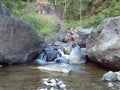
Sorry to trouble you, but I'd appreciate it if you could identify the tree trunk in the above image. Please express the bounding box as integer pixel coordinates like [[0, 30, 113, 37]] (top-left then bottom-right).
[[80, 0, 82, 26], [64, 0, 67, 13]]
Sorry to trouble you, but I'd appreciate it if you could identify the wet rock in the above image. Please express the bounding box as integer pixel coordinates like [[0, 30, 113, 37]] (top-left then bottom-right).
[[46, 50, 59, 62], [42, 78, 50, 82], [86, 16, 120, 69], [114, 82, 120, 88], [63, 45, 72, 55], [0, 3, 11, 16], [58, 43, 86, 64], [101, 71, 117, 81], [107, 82, 114, 88], [69, 44, 86, 64], [38, 64, 71, 73], [43, 81, 50, 86], [50, 87, 54, 90], [78, 29, 92, 48], [115, 71, 120, 81], [57, 80, 63, 85], [41, 78, 67, 90], [81, 48, 87, 56], [0, 15, 44, 64], [59, 84, 67, 89], [54, 57, 69, 64]]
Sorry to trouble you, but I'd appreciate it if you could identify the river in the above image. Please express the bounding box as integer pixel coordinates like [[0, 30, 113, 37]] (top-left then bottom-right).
[[0, 62, 111, 90]]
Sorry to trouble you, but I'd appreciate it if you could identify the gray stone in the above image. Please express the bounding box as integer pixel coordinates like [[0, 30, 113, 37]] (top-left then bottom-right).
[[57, 81, 63, 85], [50, 87, 54, 90], [101, 71, 117, 81], [107, 82, 114, 88], [0, 15, 44, 64], [69, 44, 86, 64], [43, 81, 50, 86], [42, 78, 49, 82], [86, 16, 120, 69], [59, 84, 66, 89], [78, 29, 92, 48], [54, 57, 69, 64], [0, 3, 11, 16], [63, 45, 72, 55], [115, 71, 120, 81], [54, 41, 63, 46]]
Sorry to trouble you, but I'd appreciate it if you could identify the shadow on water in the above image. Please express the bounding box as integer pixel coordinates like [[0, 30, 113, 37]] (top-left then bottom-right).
[[0, 62, 112, 90]]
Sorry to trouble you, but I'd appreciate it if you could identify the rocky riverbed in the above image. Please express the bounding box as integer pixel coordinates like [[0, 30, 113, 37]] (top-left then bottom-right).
[[0, 62, 111, 90]]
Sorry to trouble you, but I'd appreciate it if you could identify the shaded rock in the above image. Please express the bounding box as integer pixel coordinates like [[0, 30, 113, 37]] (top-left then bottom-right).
[[86, 16, 120, 69], [78, 29, 92, 48], [0, 15, 44, 64], [0, 3, 10, 16], [35, 48, 61, 65], [45, 49, 61, 62], [54, 57, 69, 64]]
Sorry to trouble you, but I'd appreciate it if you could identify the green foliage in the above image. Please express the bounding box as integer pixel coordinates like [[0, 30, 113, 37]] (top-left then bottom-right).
[[22, 12, 58, 38], [0, 0, 58, 38], [0, 0, 29, 17], [49, 0, 120, 28], [49, 0, 81, 20], [0, 0, 120, 32], [66, 20, 80, 29]]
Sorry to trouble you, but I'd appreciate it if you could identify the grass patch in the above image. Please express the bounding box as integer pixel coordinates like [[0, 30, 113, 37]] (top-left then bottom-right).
[[22, 12, 58, 39]]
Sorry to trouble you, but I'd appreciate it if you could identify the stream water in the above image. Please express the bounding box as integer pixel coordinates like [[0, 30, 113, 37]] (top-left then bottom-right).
[[0, 62, 112, 90]]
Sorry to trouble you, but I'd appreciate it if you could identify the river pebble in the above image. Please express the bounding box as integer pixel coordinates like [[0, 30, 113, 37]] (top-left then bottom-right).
[[59, 84, 67, 89], [101, 71, 117, 81], [41, 78, 67, 90], [101, 71, 120, 81], [115, 71, 120, 81], [101, 71, 120, 89], [107, 82, 114, 88]]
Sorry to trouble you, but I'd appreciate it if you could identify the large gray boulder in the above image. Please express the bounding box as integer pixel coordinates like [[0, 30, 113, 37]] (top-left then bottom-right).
[[0, 15, 44, 64], [86, 16, 120, 69]]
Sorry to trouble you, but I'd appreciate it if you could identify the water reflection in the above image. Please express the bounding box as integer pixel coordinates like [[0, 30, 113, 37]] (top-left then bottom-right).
[[0, 62, 112, 90]]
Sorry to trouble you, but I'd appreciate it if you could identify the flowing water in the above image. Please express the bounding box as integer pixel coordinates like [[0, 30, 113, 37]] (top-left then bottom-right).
[[0, 62, 112, 90]]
